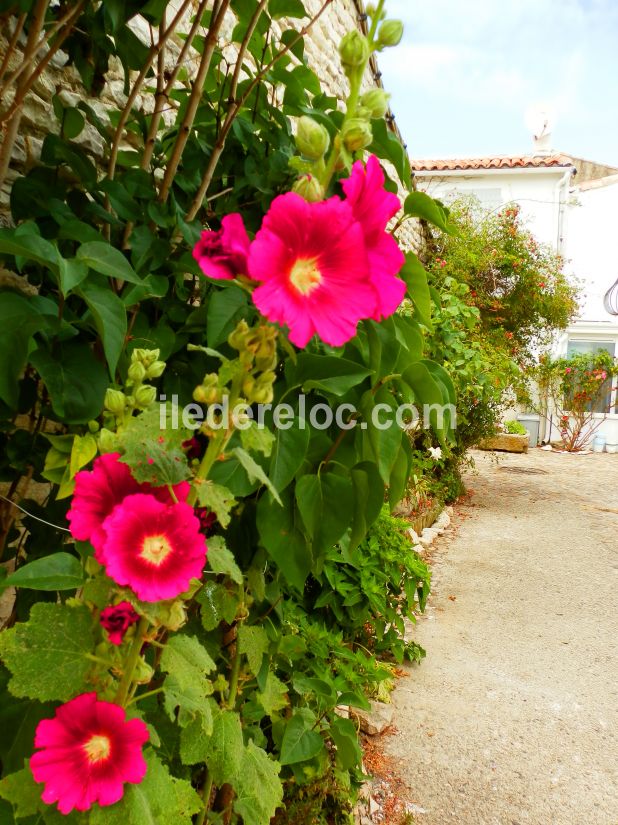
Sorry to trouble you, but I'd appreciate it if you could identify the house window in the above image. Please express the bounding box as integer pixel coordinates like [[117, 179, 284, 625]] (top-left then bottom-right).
[[566, 339, 617, 414]]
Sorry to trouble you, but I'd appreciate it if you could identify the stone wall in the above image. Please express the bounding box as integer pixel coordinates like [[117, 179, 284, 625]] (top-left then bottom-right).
[[0, 0, 425, 253]]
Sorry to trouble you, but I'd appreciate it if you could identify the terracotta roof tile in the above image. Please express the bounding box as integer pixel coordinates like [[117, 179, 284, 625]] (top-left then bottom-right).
[[411, 154, 575, 172]]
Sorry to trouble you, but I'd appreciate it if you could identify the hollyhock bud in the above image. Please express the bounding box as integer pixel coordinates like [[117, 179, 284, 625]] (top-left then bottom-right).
[[134, 385, 157, 408], [339, 31, 369, 71], [98, 428, 117, 452], [360, 88, 391, 119], [146, 360, 166, 379], [228, 319, 250, 350], [104, 389, 126, 415], [127, 361, 146, 384], [377, 19, 403, 48], [242, 376, 256, 398], [342, 118, 373, 152], [100, 601, 140, 645], [296, 115, 330, 159], [253, 385, 274, 405], [292, 174, 325, 203]]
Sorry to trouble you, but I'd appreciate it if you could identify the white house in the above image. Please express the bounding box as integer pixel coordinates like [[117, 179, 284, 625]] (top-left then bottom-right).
[[410, 145, 618, 450]]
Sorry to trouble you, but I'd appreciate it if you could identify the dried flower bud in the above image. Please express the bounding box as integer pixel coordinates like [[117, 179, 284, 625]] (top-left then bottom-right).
[[296, 115, 330, 160], [104, 388, 126, 415], [341, 118, 373, 152], [242, 376, 256, 398], [292, 174, 325, 203], [339, 30, 369, 71], [377, 19, 403, 48], [228, 319, 250, 350], [360, 88, 391, 119]]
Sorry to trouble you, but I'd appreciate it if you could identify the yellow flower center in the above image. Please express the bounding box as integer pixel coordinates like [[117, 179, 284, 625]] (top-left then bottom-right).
[[140, 534, 173, 566], [289, 257, 322, 295], [83, 734, 111, 764]]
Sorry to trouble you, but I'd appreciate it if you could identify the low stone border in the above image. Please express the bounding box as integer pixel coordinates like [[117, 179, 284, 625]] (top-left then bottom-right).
[[478, 433, 529, 453]]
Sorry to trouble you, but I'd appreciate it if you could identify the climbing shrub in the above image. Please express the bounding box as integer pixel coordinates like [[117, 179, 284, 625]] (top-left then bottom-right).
[[0, 1, 451, 822], [528, 351, 618, 451]]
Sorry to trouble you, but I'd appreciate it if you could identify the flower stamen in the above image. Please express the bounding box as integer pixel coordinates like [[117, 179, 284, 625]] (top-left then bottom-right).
[[289, 258, 322, 295], [140, 534, 173, 566], [83, 734, 112, 764]]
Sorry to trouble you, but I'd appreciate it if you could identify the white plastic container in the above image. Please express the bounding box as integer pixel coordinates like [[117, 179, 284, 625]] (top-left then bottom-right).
[[592, 435, 606, 453], [605, 442, 618, 454]]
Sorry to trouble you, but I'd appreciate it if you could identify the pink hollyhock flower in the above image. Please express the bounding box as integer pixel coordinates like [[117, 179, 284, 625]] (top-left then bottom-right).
[[30, 692, 148, 814], [100, 601, 140, 645], [100, 494, 206, 602], [341, 154, 405, 320], [67, 453, 189, 558], [248, 192, 377, 347], [193, 214, 250, 280]]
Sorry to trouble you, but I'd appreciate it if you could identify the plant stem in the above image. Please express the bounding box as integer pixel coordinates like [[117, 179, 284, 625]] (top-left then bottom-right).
[[195, 769, 214, 825], [114, 616, 149, 706], [226, 642, 242, 710], [187, 428, 230, 506], [127, 686, 164, 706]]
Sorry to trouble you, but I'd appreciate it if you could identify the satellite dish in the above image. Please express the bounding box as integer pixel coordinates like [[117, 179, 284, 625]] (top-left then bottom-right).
[[524, 105, 554, 138]]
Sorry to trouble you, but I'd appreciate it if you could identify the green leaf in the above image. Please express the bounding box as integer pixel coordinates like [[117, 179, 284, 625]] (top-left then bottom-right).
[[0, 602, 94, 701], [69, 432, 98, 477], [295, 471, 354, 555], [238, 624, 268, 676], [269, 0, 306, 17], [289, 354, 372, 396], [58, 256, 89, 294], [30, 343, 108, 423], [362, 387, 404, 484], [370, 119, 410, 188], [197, 580, 238, 631], [403, 191, 455, 234], [400, 253, 432, 327], [206, 286, 248, 348], [233, 447, 282, 504], [205, 708, 244, 786], [240, 421, 275, 456], [401, 361, 448, 432], [0, 227, 59, 272], [196, 481, 236, 530], [80, 285, 127, 377], [76, 241, 143, 285], [179, 706, 215, 764], [268, 415, 310, 493], [233, 742, 283, 825], [205, 535, 243, 583], [0, 291, 52, 408], [118, 414, 191, 486], [280, 708, 324, 765], [257, 672, 289, 717], [330, 716, 362, 770], [1, 553, 84, 591], [0, 695, 55, 775], [0, 766, 43, 819], [62, 107, 85, 139], [257, 488, 311, 591], [349, 461, 385, 550], [161, 635, 216, 726], [90, 750, 201, 825]]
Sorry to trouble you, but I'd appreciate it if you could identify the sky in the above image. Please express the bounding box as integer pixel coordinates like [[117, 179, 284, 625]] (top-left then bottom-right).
[[377, 0, 618, 166]]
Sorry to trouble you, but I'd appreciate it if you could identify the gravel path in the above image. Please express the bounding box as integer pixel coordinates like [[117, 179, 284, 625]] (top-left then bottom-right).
[[387, 448, 618, 825]]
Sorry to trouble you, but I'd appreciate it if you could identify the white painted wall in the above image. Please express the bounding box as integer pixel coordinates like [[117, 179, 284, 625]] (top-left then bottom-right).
[[414, 167, 569, 252], [563, 175, 618, 324]]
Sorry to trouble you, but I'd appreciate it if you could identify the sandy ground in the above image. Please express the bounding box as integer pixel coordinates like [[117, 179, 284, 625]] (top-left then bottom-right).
[[386, 448, 618, 825]]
